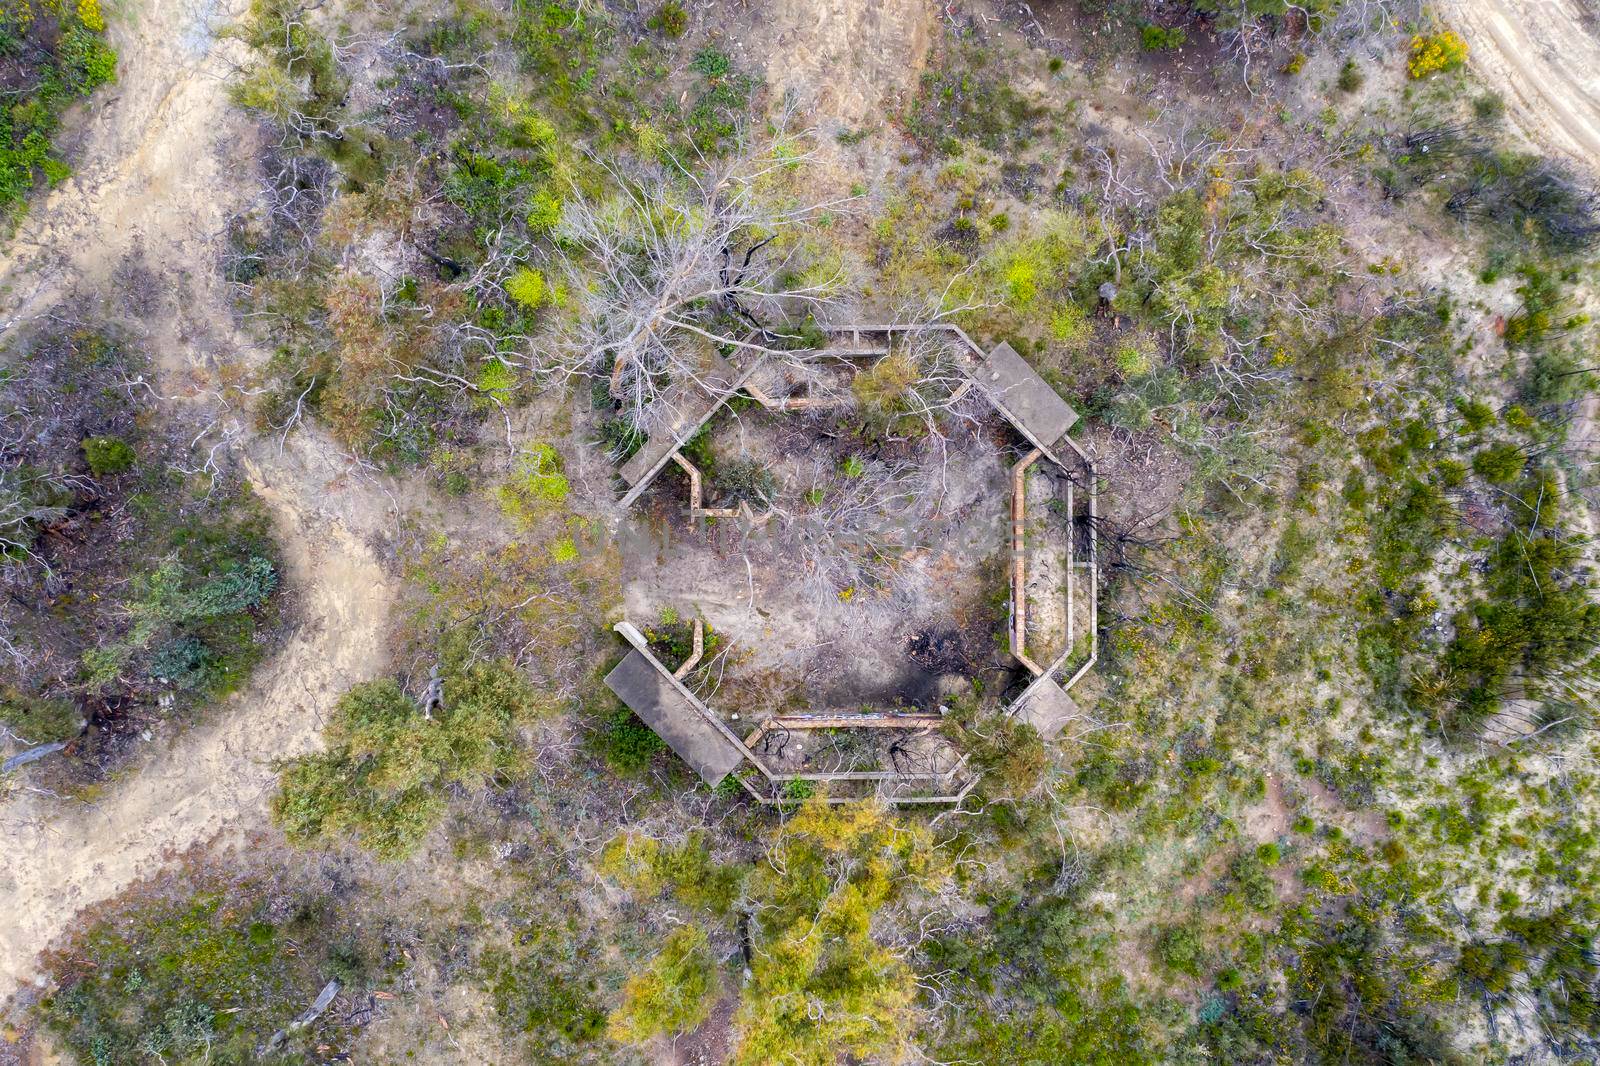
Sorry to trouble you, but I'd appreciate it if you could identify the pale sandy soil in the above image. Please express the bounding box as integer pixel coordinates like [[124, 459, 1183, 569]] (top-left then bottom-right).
[[1446, 0, 1600, 170], [0, 0, 398, 1002], [713, 0, 932, 124]]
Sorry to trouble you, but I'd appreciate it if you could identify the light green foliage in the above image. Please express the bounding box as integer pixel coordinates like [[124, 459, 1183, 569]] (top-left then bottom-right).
[[982, 212, 1092, 323], [730, 800, 948, 1066], [272, 656, 547, 858], [496, 443, 570, 525], [1114, 341, 1151, 377], [1004, 258, 1039, 306], [599, 830, 745, 915], [1049, 303, 1091, 346], [525, 187, 562, 233], [607, 924, 716, 1044], [505, 266, 548, 310], [547, 534, 578, 563], [850, 352, 919, 434], [475, 357, 516, 407], [0, 0, 116, 226]]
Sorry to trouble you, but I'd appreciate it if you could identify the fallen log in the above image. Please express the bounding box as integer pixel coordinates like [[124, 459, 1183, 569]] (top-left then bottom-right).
[[262, 978, 340, 1052], [2, 741, 67, 775]]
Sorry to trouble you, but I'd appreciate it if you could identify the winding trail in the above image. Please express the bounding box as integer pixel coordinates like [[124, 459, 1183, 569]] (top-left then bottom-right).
[[0, 439, 393, 998], [0, 0, 394, 1001]]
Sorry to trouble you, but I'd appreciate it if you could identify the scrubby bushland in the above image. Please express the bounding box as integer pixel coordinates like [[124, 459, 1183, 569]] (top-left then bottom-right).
[[89, 2, 1597, 1063], [38, 859, 394, 1062], [0, 0, 116, 227], [1, 326, 280, 772]]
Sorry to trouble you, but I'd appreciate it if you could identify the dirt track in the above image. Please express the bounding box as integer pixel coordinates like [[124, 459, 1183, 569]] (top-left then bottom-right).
[[1446, 0, 1600, 170], [0, 0, 395, 1001]]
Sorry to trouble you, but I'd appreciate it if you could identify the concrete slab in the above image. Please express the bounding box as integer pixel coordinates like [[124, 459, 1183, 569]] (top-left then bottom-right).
[[1010, 674, 1080, 740], [604, 649, 746, 785], [975, 341, 1078, 449]]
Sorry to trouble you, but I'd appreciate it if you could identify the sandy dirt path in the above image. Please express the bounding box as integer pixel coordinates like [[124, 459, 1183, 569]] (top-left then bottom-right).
[[1446, 0, 1600, 170], [0, 438, 394, 998], [0, 0, 396, 1002]]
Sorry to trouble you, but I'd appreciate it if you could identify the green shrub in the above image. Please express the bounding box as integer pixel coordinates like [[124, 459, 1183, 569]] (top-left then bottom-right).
[[598, 825, 745, 909], [525, 187, 562, 233], [1337, 58, 1364, 92], [1471, 442, 1525, 484], [272, 656, 547, 858], [1473, 92, 1506, 122], [505, 266, 548, 310], [732, 800, 943, 1066], [647, 1, 688, 36], [0, 688, 81, 744], [602, 706, 665, 772], [1230, 852, 1277, 910], [1157, 922, 1205, 975], [1521, 349, 1589, 407], [483, 929, 606, 1048], [81, 435, 135, 475], [690, 47, 731, 79], [1140, 23, 1188, 51], [496, 443, 570, 524]]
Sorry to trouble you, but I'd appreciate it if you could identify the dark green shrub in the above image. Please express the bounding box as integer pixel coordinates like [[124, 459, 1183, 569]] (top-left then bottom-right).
[[690, 46, 731, 79], [1521, 349, 1589, 407], [1337, 58, 1363, 93], [1473, 92, 1506, 122], [1139, 24, 1188, 51], [1157, 921, 1205, 975], [603, 706, 665, 772], [1471, 442, 1525, 484], [1229, 853, 1277, 910], [647, 1, 688, 36]]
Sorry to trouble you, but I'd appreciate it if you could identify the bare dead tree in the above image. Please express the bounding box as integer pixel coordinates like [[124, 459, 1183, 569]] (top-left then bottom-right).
[[548, 121, 858, 439]]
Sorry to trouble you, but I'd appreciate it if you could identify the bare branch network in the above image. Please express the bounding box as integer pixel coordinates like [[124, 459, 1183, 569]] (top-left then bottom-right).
[[547, 123, 858, 440]]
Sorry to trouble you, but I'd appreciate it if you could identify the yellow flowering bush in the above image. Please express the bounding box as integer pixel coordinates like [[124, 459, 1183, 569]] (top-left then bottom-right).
[[1407, 30, 1467, 78]]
